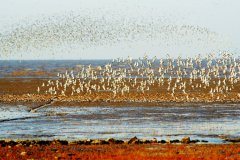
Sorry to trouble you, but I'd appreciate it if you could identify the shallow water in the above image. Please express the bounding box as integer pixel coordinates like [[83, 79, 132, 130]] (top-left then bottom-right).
[[0, 104, 240, 143]]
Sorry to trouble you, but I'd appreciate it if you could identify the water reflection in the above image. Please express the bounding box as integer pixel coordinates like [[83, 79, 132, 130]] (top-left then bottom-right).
[[0, 104, 239, 143]]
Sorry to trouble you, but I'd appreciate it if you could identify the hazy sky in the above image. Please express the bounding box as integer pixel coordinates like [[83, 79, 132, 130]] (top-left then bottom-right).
[[0, 0, 239, 59]]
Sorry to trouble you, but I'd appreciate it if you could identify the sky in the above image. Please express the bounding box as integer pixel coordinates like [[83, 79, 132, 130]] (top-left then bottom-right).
[[0, 0, 239, 59]]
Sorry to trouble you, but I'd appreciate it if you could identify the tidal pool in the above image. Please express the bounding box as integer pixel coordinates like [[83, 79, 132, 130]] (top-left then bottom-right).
[[0, 104, 239, 143]]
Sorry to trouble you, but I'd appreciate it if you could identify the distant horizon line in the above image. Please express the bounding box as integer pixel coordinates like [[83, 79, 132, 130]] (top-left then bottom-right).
[[1, 58, 240, 61]]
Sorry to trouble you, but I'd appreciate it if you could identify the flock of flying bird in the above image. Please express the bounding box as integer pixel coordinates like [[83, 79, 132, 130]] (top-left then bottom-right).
[[0, 12, 227, 58], [37, 53, 240, 101]]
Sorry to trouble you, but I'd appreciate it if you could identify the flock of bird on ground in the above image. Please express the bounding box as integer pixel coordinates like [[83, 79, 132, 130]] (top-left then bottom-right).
[[37, 53, 240, 101]]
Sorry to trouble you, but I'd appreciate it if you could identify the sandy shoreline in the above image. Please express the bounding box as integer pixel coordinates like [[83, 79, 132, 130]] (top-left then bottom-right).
[[1, 78, 240, 107]]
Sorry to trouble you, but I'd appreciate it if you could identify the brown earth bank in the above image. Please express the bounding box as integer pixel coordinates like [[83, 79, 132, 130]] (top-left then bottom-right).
[[0, 78, 240, 106], [0, 142, 239, 160]]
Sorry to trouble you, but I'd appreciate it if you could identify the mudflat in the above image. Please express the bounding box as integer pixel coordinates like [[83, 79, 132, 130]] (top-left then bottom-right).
[[0, 143, 239, 160], [1, 78, 240, 106]]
